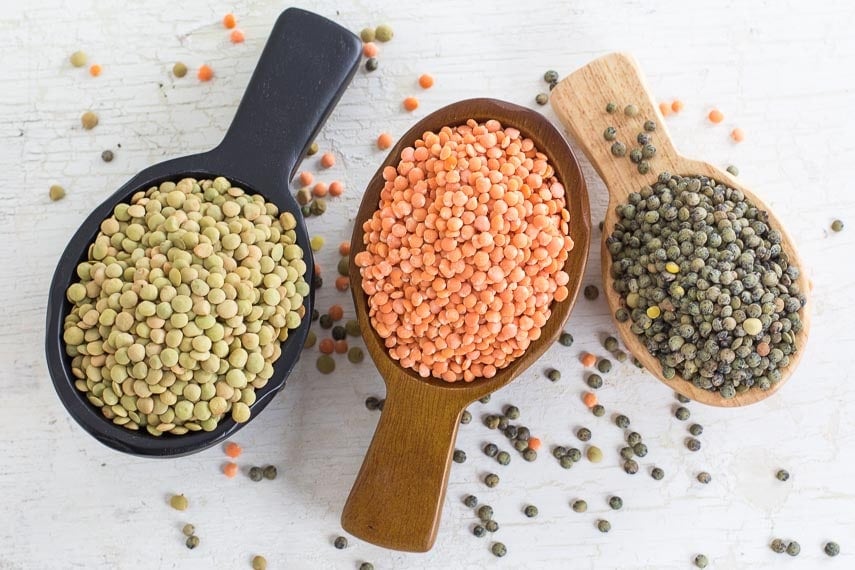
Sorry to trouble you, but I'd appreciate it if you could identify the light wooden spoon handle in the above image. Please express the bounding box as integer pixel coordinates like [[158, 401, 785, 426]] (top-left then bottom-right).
[[550, 52, 680, 201], [340, 370, 467, 552]]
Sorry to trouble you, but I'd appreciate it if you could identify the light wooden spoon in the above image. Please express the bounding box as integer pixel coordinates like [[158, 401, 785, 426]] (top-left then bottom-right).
[[341, 98, 591, 551], [550, 52, 811, 407]]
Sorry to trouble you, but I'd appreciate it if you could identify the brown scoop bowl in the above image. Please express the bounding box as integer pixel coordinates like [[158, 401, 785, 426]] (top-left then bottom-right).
[[341, 98, 590, 551], [550, 53, 811, 407]]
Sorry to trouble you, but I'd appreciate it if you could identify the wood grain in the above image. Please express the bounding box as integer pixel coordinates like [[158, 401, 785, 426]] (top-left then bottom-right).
[[550, 53, 811, 407], [342, 98, 590, 551]]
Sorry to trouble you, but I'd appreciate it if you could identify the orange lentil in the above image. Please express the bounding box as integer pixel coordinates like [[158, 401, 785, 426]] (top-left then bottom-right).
[[334, 340, 349, 354], [224, 441, 242, 458], [403, 97, 419, 111], [230, 29, 245, 44], [89, 64, 102, 77], [329, 180, 344, 197], [583, 392, 598, 408], [328, 305, 344, 321], [319, 338, 335, 354], [312, 182, 328, 197], [223, 462, 238, 478], [223, 13, 237, 29], [418, 74, 434, 89], [320, 152, 335, 168], [335, 276, 350, 291], [363, 42, 378, 57], [377, 132, 393, 150], [708, 109, 724, 124], [580, 352, 597, 367], [659, 102, 672, 116], [197, 64, 214, 82], [671, 99, 684, 113], [314, 262, 322, 276], [756, 342, 770, 357], [339, 242, 351, 256], [528, 437, 542, 451], [299, 171, 314, 186], [731, 128, 745, 142], [355, 118, 574, 382]]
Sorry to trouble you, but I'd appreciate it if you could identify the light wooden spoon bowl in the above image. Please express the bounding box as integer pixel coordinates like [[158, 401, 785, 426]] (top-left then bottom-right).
[[550, 53, 810, 407], [341, 98, 591, 551]]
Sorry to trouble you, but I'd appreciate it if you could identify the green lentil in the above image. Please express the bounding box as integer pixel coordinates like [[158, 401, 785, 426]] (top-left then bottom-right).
[[251, 555, 267, 570], [641, 143, 656, 159], [317, 355, 335, 374], [185, 535, 200, 549], [453, 449, 466, 463], [543, 70, 559, 83], [472, 524, 486, 538], [566, 447, 582, 462], [307, 142, 319, 156], [637, 160, 650, 175], [770, 538, 787, 553], [331, 326, 346, 340], [182, 524, 195, 536], [824, 541, 840, 556], [262, 465, 277, 480], [374, 24, 393, 42], [491, 542, 507, 557], [70, 51, 87, 67], [484, 473, 499, 487], [463, 495, 478, 508], [359, 28, 375, 42], [597, 519, 611, 533], [170, 494, 188, 511], [477, 505, 493, 521], [686, 438, 701, 452], [552, 445, 567, 458], [615, 414, 630, 429], [689, 424, 703, 436], [524, 505, 538, 518], [310, 198, 327, 215], [584, 284, 599, 300], [523, 448, 537, 461], [576, 427, 591, 442], [359, 564, 374, 570], [726, 165, 739, 176], [592, 404, 605, 417], [248, 466, 263, 482], [347, 346, 364, 362], [596, 359, 612, 374], [624, 104, 639, 117], [697, 471, 711, 484], [694, 554, 709, 568], [587, 374, 603, 389], [81, 111, 98, 130], [479, 394, 491, 404], [496, 451, 511, 466], [304, 330, 317, 348], [608, 496, 623, 510], [365, 397, 380, 411], [776, 469, 789, 481], [559, 455, 574, 469], [586, 446, 603, 463], [623, 459, 639, 474], [831, 219, 844, 232], [334, 536, 347, 549], [675, 406, 690, 421], [101, 150, 114, 162], [365, 58, 378, 72], [644, 120, 656, 132], [172, 62, 188, 78], [345, 319, 361, 337], [513, 439, 527, 452], [484, 415, 500, 429], [787, 541, 800, 556], [319, 314, 333, 329], [606, 102, 617, 113], [611, 141, 626, 157], [49, 184, 66, 201], [632, 442, 648, 457], [535, 93, 548, 106], [637, 132, 649, 145], [572, 499, 587, 512], [547, 368, 561, 382], [485, 520, 499, 532], [603, 127, 617, 141], [603, 336, 619, 352], [504, 405, 520, 420], [619, 446, 634, 460], [676, 393, 691, 403], [651, 467, 665, 480], [607, 173, 804, 396], [558, 332, 574, 346]]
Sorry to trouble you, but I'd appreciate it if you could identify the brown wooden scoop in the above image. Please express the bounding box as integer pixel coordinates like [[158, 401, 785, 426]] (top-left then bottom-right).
[[550, 53, 810, 407], [341, 98, 590, 551]]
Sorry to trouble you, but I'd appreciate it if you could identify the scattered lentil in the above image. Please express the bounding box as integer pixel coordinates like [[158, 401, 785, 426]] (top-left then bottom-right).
[[472, 525, 486, 538], [694, 554, 709, 568], [559, 332, 574, 346], [770, 539, 787, 553], [535, 93, 549, 106], [81, 111, 98, 130], [576, 427, 591, 442], [632, 442, 648, 457], [776, 469, 790, 481], [689, 424, 703, 436], [787, 541, 801, 556], [651, 467, 664, 480], [623, 459, 639, 474], [347, 347, 364, 363], [317, 355, 336, 374], [49, 184, 66, 201], [485, 520, 499, 532], [463, 494, 478, 508], [491, 542, 507, 557], [596, 359, 612, 374], [608, 496, 623, 510], [624, 104, 639, 117], [334, 536, 347, 549], [359, 564, 374, 570], [824, 541, 840, 557], [686, 438, 701, 452], [169, 494, 188, 511], [248, 466, 263, 482], [185, 535, 200, 549], [251, 555, 267, 570], [675, 407, 690, 421], [615, 414, 630, 429], [374, 24, 393, 42], [572, 500, 587, 513], [403, 97, 419, 111], [262, 465, 277, 480], [197, 64, 213, 81], [606, 102, 617, 113], [359, 28, 375, 42], [496, 451, 511, 466], [477, 505, 493, 521], [70, 51, 87, 67], [726, 165, 739, 176], [586, 446, 603, 463], [597, 519, 611, 533], [223, 463, 238, 478], [831, 219, 844, 232], [584, 285, 600, 300], [697, 471, 711, 484], [592, 404, 605, 417], [453, 449, 467, 463], [504, 405, 520, 420], [603, 127, 617, 141], [547, 368, 561, 382], [365, 58, 378, 72], [484, 473, 500, 488]]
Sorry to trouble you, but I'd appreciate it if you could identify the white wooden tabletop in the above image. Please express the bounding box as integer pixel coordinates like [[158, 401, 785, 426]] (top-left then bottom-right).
[[2, 0, 855, 568]]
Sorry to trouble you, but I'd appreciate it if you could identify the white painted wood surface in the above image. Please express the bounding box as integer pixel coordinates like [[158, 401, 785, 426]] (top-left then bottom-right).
[[2, 0, 854, 568]]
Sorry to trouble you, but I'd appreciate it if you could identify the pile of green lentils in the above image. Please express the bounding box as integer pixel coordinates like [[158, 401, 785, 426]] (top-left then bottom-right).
[[63, 176, 309, 435]]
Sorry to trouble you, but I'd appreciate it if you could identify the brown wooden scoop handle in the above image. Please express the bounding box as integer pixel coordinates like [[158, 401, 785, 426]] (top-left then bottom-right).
[[550, 52, 681, 201], [340, 371, 467, 552]]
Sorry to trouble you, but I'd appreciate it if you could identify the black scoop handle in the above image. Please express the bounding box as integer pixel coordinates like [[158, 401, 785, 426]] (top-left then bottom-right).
[[211, 8, 361, 191]]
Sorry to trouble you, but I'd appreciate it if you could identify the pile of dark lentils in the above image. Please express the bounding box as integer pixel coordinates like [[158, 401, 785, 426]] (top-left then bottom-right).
[[607, 174, 806, 397]]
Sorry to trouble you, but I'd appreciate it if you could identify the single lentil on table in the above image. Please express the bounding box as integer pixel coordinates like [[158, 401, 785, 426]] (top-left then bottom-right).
[[606, 173, 805, 397], [354, 119, 574, 382], [62, 177, 309, 434]]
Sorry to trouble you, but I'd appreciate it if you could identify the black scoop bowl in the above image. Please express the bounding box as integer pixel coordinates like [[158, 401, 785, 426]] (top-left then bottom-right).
[[44, 8, 361, 457]]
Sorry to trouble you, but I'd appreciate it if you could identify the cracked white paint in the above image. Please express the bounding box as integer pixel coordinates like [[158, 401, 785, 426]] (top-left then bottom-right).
[[1, 0, 855, 569]]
